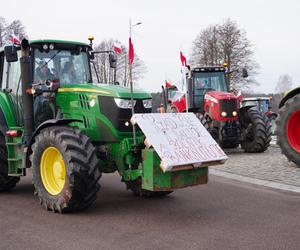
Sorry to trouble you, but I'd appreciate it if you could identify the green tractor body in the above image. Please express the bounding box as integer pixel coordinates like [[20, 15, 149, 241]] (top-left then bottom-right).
[[0, 39, 218, 212]]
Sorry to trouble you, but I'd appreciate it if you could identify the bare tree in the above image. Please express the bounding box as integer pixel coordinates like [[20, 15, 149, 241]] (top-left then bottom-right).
[[5, 20, 26, 40], [274, 74, 293, 94], [0, 17, 27, 46], [0, 17, 7, 47], [92, 39, 147, 86], [190, 18, 259, 90]]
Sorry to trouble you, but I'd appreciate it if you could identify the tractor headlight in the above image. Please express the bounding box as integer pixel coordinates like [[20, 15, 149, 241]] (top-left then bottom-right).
[[232, 111, 237, 117], [221, 111, 227, 117], [114, 98, 136, 109], [142, 99, 152, 109]]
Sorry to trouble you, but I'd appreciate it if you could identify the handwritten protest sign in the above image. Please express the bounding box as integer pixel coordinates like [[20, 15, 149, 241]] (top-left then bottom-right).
[[131, 113, 228, 172]]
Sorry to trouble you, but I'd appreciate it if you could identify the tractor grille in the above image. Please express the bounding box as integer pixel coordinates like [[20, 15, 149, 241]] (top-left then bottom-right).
[[98, 96, 151, 132], [79, 94, 90, 109], [219, 99, 238, 118]]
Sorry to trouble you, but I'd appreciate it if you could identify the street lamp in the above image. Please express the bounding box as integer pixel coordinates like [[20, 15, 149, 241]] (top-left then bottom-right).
[[128, 18, 142, 146], [128, 19, 142, 86]]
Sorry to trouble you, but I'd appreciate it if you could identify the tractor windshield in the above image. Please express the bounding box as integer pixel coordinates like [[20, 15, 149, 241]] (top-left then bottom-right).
[[33, 49, 91, 85], [193, 72, 227, 93]]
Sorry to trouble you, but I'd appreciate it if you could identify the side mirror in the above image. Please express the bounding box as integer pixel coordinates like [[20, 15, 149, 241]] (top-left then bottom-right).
[[109, 53, 117, 69], [242, 68, 248, 78], [4, 46, 18, 62]]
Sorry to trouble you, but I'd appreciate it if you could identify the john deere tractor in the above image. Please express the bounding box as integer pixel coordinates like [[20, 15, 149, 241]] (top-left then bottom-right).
[[276, 87, 300, 166], [0, 39, 214, 213]]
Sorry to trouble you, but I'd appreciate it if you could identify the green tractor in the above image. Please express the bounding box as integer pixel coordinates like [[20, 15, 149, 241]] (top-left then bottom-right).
[[0, 38, 220, 213], [276, 87, 300, 166]]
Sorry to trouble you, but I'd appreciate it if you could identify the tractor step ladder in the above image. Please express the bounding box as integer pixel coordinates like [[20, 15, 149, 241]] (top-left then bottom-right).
[[5, 127, 26, 176]]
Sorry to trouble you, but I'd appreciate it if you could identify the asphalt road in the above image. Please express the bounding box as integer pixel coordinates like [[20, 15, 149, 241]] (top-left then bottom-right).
[[1, 172, 300, 250]]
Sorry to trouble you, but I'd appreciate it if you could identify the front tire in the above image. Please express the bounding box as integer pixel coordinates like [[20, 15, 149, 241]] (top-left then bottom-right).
[[0, 132, 20, 191], [30, 126, 101, 212], [275, 94, 300, 166], [240, 109, 272, 153]]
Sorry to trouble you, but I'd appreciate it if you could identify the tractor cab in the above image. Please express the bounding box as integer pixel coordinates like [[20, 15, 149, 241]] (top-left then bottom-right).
[[187, 66, 229, 112], [241, 97, 271, 113], [31, 41, 92, 86]]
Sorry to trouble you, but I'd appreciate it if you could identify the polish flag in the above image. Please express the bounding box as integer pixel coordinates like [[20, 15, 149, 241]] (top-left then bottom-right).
[[236, 90, 243, 102], [128, 38, 134, 65], [180, 51, 187, 67], [10, 35, 20, 45], [113, 42, 122, 54], [165, 80, 172, 88]]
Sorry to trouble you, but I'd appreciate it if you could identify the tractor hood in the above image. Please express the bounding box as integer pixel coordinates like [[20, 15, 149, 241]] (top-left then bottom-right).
[[205, 91, 237, 102], [58, 83, 151, 99]]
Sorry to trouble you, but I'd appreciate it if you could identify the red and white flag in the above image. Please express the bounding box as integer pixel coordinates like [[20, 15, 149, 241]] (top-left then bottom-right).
[[128, 38, 134, 65], [180, 51, 187, 67], [236, 90, 243, 102], [165, 80, 172, 88], [9, 35, 20, 45], [113, 42, 122, 54]]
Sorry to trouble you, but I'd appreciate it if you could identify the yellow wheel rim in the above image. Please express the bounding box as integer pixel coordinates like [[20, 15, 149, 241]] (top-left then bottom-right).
[[40, 147, 66, 195]]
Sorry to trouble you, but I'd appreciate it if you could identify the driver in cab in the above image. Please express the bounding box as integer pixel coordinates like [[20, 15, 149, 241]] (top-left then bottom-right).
[[35, 61, 54, 82]]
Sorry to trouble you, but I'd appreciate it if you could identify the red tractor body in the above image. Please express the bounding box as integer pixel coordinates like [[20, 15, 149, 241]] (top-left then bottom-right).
[[203, 91, 239, 122], [163, 66, 271, 152]]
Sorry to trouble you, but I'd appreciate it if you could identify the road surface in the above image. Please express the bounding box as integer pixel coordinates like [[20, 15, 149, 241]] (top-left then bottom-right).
[[1, 172, 300, 250]]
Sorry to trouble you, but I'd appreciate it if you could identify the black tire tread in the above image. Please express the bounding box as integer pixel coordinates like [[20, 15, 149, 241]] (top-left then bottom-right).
[[30, 126, 101, 213], [240, 109, 272, 153]]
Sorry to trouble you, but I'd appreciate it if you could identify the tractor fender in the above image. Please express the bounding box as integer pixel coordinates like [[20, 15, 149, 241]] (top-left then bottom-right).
[[0, 93, 18, 132], [0, 108, 8, 135], [239, 105, 253, 114], [25, 118, 82, 168], [279, 87, 300, 108]]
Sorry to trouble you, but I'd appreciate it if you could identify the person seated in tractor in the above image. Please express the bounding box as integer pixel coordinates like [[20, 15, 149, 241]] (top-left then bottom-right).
[[61, 60, 77, 84], [35, 61, 54, 83], [33, 61, 56, 126]]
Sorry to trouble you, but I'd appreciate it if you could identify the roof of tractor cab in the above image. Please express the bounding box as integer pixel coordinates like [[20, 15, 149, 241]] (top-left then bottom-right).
[[243, 97, 270, 101], [0, 39, 89, 52], [192, 66, 226, 72], [30, 39, 89, 47]]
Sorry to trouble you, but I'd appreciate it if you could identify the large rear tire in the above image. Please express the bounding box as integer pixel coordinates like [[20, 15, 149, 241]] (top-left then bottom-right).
[[275, 94, 300, 166], [240, 109, 272, 153], [0, 132, 20, 191], [30, 126, 101, 212], [126, 178, 173, 198]]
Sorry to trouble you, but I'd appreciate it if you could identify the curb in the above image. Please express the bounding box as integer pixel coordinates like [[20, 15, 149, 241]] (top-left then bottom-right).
[[210, 169, 300, 194]]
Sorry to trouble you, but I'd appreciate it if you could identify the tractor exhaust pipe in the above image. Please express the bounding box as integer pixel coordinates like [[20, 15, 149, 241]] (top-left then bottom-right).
[[20, 38, 34, 146]]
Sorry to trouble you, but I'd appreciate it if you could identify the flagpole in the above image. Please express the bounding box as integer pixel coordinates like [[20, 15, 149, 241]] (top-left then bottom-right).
[[129, 18, 137, 146], [128, 19, 142, 146], [180, 51, 189, 113], [183, 66, 189, 113]]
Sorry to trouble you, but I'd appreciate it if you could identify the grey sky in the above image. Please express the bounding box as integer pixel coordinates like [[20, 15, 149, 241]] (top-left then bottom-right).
[[3, 0, 300, 93]]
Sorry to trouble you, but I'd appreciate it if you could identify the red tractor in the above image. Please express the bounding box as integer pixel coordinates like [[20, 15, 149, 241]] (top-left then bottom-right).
[[162, 66, 272, 152]]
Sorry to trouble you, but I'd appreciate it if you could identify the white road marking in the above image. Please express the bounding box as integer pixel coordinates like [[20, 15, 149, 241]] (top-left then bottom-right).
[[210, 169, 300, 193]]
